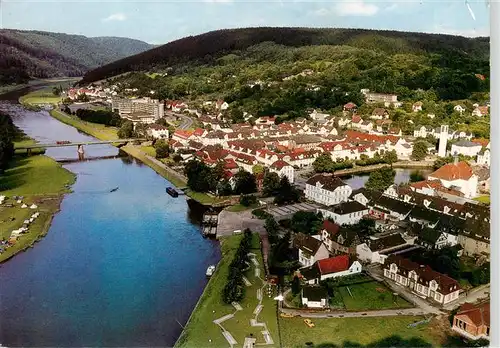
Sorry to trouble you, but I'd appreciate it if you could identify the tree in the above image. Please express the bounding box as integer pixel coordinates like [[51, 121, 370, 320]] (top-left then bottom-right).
[[0, 112, 16, 171], [233, 169, 257, 194], [291, 211, 323, 235], [274, 175, 300, 205], [291, 275, 301, 295], [154, 139, 170, 159], [173, 154, 183, 163], [365, 168, 395, 191], [117, 121, 134, 139], [265, 216, 280, 245], [383, 150, 398, 167], [313, 153, 334, 173], [216, 179, 233, 196], [262, 171, 281, 197], [411, 141, 429, 161], [409, 170, 425, 183], [240, 194, 257, 207], [252, 164, 264, 174], [184, 159, 214, 192], [155, 117, 167, 126]]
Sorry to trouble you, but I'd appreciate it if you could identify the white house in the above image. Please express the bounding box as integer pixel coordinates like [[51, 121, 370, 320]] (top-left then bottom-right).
[[305, 174, 352, 206], [383, 255, 461, 305], [454, 105, 466, 114], [356, 233, 410, 264], [269, 160, 294, 184], [293, 233, 330, 268], [412, 102, 423, 112], [472, 106, 489, 117], [413, 126, 434, 138], [300, 255, 362, 285], [301, 286, 329, 309], [317, 201, 369, 225], [427, 161, 478, 198], [476, 143, 490, 167], [147, 124, 169, 139], [451, 140, 482, 157]]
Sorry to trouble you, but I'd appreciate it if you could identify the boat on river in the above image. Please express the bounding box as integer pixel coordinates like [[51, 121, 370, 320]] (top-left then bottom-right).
[[206, 265, 216, 277], [166, 187, 179, 197], [110, 187, 119, 193]]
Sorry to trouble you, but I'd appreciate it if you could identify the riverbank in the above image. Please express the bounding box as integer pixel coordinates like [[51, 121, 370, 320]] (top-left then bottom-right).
[[0, 135, 76, 263], [47, 108, 226, 205], [175, 233, 279, 348]]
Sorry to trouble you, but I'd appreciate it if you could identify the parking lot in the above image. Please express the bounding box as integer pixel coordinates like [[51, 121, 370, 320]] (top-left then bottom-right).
[[265, 202, 320, 220]]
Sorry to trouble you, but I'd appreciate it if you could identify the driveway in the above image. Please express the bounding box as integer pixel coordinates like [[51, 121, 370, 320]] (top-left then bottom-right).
[[280, 307, 429, 318]]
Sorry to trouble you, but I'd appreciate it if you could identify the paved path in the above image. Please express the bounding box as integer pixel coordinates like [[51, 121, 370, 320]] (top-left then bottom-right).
[[166, 111, 194, 129], [443, 284, 490, 311], [280, 307, 429, 318]]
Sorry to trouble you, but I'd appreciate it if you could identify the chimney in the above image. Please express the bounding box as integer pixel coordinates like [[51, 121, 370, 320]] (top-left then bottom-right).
[[453, 152, 459, 165]]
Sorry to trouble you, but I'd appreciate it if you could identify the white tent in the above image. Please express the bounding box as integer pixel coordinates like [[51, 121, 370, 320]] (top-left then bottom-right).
[[30, 204, 38, 209], [21, 204, 28, 208]]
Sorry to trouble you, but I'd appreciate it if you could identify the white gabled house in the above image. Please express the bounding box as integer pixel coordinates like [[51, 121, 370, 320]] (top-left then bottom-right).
[[383, 255, 461, 305], [269, 160, 295, 184], [317, 201, 369, 226], [293, 233, 330, 268], [356, 233, 411, 264], [300, 255, 362, 285], [301, 286, 329, 309], [305, 174, 352, 206]]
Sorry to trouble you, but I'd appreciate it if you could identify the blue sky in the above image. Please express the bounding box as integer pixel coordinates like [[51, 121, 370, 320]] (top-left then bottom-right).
[[1, 0, 490, 44]]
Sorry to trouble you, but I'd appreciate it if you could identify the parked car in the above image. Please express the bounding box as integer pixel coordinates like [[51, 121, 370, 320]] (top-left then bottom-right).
[[304, 319, 315, 328]]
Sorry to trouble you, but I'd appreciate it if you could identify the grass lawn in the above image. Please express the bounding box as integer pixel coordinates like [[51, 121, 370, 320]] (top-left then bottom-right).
[[49, 110, 118, 141], [140, 145, 156, 157], [185, 189, 227, 205], [121, 145, 187, 189], [0, 145, 75, 262], [175, 233, 279, 348], [226, 203, 258, 212], [473, 195, 490, 205], [337, 280, 412, 311], [280, 316, 444, 347], [20, 88, 62, 105]]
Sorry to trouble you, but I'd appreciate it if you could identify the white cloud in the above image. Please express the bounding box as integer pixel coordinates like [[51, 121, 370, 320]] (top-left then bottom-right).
[[102, 13, 127, 22], [385, 4, 398, 11], [312, 8, 330, 16], [335, 1, 379, 16]]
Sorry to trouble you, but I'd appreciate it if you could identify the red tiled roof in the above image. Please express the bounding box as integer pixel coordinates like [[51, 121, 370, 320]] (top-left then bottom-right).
[[173, 129, 194, 139], [322, 220, 340, 237], [270, 160, 290, 170], [317, 255, 350, 274], [344, 102, 357, 109], [472, 138, 489, 148], [456, 302, 490, 327], [429, 161, 473, 181], [351, 115, 362, 123], [193, 128, 205, 136]]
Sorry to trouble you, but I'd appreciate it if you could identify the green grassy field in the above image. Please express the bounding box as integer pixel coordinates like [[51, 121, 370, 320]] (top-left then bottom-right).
[[49, 110, 119, 141], [279, 316, 443, 347], [337, 280, 412, 311], [140, 145, 156, 157], [473, 195, 490, 205], [0, 146, 75, 262], [175, 233, 279, 348], [20, 88, 63, 105]]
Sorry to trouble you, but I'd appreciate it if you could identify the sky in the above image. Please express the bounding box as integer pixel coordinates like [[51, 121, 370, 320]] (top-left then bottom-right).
[[0, 0, 491, 44]]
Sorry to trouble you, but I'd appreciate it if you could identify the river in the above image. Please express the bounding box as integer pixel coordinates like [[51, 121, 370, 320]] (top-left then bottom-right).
[[0, 90, 221, 347]]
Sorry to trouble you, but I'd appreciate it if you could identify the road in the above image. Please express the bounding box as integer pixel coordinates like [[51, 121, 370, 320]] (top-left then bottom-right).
[[280, 307, 429, 318], [166, 111, 193, 129]]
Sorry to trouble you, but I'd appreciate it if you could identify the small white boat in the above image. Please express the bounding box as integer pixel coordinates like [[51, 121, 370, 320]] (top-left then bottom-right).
[[206, 265, 216, 277]]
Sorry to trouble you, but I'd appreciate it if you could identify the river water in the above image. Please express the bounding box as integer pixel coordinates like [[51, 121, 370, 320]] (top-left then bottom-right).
[[0, 90, 221, 347]]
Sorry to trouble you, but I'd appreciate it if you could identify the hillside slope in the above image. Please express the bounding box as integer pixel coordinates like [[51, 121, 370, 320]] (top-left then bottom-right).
[[80, 27, 489, 84], [0, 29, 153, 84]]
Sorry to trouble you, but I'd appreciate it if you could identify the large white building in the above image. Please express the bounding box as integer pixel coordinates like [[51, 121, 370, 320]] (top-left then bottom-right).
[[112, 97, 165, 123], [427, 161, 478, 198], [451, 140, 482, 157], [305, 174, 352, 206], [317, 201, 369, 225], [477, 143, 491, 167]]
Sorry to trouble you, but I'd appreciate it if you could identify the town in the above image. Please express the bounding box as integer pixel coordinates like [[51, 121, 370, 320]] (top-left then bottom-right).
[[48, 82, 491, 347]]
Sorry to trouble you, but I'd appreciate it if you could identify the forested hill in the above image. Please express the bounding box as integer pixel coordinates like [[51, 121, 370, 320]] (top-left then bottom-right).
[[0, 29, 153, 84], [80, 27, 490, 84]]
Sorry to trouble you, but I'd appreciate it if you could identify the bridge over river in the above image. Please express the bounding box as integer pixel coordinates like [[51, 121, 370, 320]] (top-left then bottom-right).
[[14, 138, 146, 150]]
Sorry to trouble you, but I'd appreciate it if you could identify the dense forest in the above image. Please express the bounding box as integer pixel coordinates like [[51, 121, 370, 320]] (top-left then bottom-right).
[[81, 27, 489, 85], [0, 112, 16, 172], [0, 29, 153, 84]]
